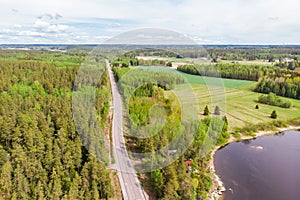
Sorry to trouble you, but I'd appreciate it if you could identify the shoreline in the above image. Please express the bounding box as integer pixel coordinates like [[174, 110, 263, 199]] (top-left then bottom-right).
[[208, 125, 300, 200]]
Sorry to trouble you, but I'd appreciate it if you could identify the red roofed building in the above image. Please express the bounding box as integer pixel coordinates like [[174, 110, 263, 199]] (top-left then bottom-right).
[[186, 159, 192, 170]]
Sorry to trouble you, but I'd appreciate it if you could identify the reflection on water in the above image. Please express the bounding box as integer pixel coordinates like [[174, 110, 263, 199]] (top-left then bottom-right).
[[214, 131, 300, 200]]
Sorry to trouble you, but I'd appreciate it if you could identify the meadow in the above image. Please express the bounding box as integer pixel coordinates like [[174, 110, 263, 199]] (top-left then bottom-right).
[[133, 66, 300, 130], [192, 83, 300, 130], [219, 59, 273, 66]]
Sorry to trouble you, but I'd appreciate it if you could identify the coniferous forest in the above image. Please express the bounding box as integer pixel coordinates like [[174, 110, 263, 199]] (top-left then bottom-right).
[[0, 50, 113, 199]]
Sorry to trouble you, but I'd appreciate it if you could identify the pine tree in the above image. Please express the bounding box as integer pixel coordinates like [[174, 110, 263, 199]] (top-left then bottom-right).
[[203, 106, 209, 116], [68, 172, 82, 199], [0, 161, 12, 198], [222, 116, 228, 132], [271, 110, 277, 119], [214, 106, 220, 115]]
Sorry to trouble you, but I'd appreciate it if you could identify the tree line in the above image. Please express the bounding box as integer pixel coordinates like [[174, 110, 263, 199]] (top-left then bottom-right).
[[255, 76, 300, 100], [177, 63, 293, 81], [206, 46, 300, 61]]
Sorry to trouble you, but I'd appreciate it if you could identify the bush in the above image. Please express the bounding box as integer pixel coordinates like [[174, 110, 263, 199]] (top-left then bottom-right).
[[272, 120, 287, 128], [258, 92, 292, 108], [214, 106, 220, 115], [203, 105, 209, 116], [232, 132, 241, 139], [166, 61, 172, 67], [287, 118, 300, 126], [271, 110, 277, 119]]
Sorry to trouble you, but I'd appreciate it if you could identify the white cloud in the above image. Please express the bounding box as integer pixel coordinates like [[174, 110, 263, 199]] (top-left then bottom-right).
[[38, 13, 63, 21], [47, 24, 69, 33], [33, 20, 70, 33], [55, 14, 63, 20], [75, 35, 89, 39], [106, 22, 121, 28], [13, 24, 22, 28], [0, 0, 299, 44], [95, 35, 112, 40], [191, 36, 222, 44], [18, 30, 46, 37], [34, 20, 50, 29]]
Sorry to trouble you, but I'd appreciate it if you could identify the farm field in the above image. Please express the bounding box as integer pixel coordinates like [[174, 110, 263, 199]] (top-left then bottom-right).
[[133, 66, 300, 130], [136, 55, 211, 64], [190, 84, 300, 130], [219, 59, 273, 66], [134, 66, 253, 88]]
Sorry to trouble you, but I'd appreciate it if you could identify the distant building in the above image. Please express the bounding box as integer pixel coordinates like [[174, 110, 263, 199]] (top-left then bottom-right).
[[284, 58, 294, 63]]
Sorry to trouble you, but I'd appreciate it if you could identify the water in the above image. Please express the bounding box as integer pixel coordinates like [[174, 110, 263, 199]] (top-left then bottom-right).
[[214, 131, 300, 200]]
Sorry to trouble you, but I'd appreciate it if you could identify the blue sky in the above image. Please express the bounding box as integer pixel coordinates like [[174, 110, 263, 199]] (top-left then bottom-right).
[[0, 0, 299, 44]]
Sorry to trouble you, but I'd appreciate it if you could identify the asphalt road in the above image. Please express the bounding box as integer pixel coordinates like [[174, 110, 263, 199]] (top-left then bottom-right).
[[106, 60, 147, 200]]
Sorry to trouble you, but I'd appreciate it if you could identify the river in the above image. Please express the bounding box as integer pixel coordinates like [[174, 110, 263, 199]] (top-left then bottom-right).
[[214, 130, 300, 200]]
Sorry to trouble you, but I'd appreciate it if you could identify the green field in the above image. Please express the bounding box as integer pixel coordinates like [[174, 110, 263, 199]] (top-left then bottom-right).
[[177, 71, 253, 88], [134, 66, 253, 88], [191, 84, 300, 130], [134, 66, 300, 130]]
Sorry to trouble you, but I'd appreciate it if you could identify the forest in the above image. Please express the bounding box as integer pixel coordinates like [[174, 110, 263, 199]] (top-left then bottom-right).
[[111, 55, 168, 68], [112, 66, 185, 93], [205, 46, 300, 61], [0, 50, 113, 199], [177, 63, 297, 82], [255, 76, 300, 100]]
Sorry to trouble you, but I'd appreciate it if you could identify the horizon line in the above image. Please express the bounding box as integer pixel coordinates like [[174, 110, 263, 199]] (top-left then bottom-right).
[[1, 43, 300, 46]]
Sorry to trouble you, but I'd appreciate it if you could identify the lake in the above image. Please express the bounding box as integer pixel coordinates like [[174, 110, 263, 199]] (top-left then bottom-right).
[[214, 130, 300, 200]]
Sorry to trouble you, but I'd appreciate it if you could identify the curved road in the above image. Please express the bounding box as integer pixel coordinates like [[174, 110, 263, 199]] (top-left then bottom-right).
[[106, 60, 147, 200]]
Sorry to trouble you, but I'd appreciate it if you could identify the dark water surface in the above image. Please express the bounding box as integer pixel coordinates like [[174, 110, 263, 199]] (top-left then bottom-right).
[[214, 131, 300, 200]]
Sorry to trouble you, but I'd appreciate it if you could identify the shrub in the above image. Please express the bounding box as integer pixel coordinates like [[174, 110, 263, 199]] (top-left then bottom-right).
[[214, 106, 220, 115], [271, 110, 277, 119], [258, 92, 292, 108], [203, 105, 209, 116]]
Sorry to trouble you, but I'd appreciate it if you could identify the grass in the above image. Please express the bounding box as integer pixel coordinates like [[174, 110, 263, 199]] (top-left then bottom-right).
[[177, 71, 253, 89], [136, 56, 273, 66], [134, 66, 253, 89], [136, 56, 210, 63], [219, 59, 273, 66], [133, 65, 300, 130], [191, 84, 300, 130]]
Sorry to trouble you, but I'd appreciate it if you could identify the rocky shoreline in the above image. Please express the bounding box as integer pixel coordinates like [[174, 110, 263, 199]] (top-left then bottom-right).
[[208, 126, 300, 200]]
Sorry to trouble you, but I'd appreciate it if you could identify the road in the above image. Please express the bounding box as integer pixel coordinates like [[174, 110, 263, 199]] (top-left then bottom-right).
[[106, 60, 147, 200]]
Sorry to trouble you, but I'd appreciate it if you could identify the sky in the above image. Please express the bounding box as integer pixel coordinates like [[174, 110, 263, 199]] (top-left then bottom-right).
[[0, 0, 299, 44]]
